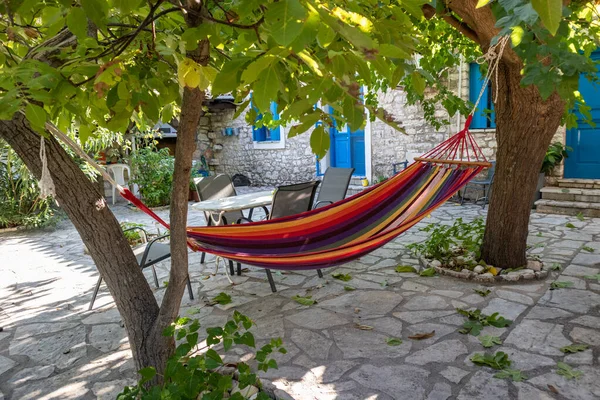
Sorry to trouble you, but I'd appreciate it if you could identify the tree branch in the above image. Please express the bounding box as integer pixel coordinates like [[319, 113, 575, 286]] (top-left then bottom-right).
[[422, 4, 480, 45]]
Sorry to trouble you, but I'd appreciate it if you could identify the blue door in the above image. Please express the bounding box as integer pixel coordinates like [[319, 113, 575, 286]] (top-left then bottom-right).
[[564, 52, 600, 179], [329, 108, 366, 176]]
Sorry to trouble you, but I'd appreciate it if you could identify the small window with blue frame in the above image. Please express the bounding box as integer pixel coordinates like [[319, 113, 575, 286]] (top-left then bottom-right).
[[469, 63, 496, 129], [252, 101, 281, 142]]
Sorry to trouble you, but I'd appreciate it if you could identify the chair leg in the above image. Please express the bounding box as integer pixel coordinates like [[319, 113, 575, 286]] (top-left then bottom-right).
[[317, 269, 323, 278], [89, 276, 103, 310], [459, 188, 465, 205], [265, 269, 277, 292], [229, 260, 235, 276], [201, 252, 206, 264], [151, 265, 159, 288], [482, 185, 488, 209], [186, 275, 194, 300], [112, 187, 116, 206], [237, 263, 242, 276]]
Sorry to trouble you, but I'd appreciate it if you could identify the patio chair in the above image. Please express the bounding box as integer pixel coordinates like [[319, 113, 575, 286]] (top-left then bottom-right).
[[460, 161, 496, 208], [264, 181, 321, 292], [89, 227, 193, 310], [106, 164, 130, 205], [194, 175, 268, 276], [313, 167, 354, 209]]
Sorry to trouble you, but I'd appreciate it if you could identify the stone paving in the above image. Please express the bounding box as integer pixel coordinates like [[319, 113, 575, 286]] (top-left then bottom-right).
[[1, 196, 600, 399]]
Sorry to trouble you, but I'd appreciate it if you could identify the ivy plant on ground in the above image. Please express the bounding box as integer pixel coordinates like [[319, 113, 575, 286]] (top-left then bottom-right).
[[479, 335, 503, 348], [118, 311, 284, 399], [556, 362, 583, 380], [457, 308, 512, 336], [550, 281, 573, 290], [407, 218, 485, 269], [470, 352, 511, 370]]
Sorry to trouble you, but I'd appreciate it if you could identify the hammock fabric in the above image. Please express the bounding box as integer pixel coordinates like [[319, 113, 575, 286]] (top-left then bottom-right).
[[120, 115, 491, 270]]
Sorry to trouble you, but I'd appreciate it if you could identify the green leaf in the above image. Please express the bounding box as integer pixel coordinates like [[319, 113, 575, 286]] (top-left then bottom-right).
[[252, 65, 279, 112], [411, 71, 426, 96], [474, 289, 491, 297], [292, 295, 316, 306], [565, 222, 576, 229], [265, 0, 307, 46], [550, 281, 573, 290], [343, 97, 363, 132], [386, 337, 403, 346], [378, 44, 410, 59], [494, 369, 528, 382], [81, 0, 107, 29], [582, 246, 594, 253], [205, 348, 223, 369], [419, 267, 436, 277], [584, 274, 600, 281], [332, 273, 352, 282], [138, 367, 156, 385], [309, 125, 330, 160], [212, 57, 251, 95], [556, 362, 583, 380], [25, 103, 47, 132], [560, 344, 589, 354], [343, 285, 356, 291], [395, 265, 417, 273], [67, 7, 87, 40], [479, 335, 503, 348], [576, 212, 585, 221], [470, 352, 512, 370], [211, 292, 232, 305], [531, 0, 562, 35], [550, 262, 562, 271], [476, 0, 492, 7]]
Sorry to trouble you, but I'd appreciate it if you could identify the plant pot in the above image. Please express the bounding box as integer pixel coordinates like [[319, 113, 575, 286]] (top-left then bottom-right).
[[192, 190, 200, 202]]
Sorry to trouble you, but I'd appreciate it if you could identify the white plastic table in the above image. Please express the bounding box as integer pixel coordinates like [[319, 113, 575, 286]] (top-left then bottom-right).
[[191, 190, 273, 225]]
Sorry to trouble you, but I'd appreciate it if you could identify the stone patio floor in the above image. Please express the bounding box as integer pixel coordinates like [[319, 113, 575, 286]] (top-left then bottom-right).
[[1, 195, 600, 399]]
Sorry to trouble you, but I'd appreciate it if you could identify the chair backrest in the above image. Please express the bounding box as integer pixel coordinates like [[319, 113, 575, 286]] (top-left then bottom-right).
[[314, 167, 354, 208], [194, 174, 243, 225], [270, 181, 321, 220], [107, 164, 130, 186]]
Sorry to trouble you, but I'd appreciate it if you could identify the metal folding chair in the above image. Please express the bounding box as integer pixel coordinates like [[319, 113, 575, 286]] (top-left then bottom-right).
[[314, 167, 354, 209], [89, 227, 193, 310]]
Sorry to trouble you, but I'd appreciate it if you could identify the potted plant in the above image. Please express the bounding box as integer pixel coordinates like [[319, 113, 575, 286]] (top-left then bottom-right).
[[189, 170, 202, 202], [534, 142, 572, 203]]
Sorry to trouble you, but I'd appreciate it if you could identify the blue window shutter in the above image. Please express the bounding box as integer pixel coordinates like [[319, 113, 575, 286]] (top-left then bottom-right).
[[469, 63, 488, 129], [268, 101, 280, 141]]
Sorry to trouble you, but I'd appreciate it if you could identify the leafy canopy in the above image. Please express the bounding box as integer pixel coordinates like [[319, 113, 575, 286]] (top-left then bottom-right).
[[0, 0, 423, 159]]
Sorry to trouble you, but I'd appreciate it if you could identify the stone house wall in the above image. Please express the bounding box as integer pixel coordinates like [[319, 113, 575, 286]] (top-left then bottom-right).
[[192, 61, 568, 187]]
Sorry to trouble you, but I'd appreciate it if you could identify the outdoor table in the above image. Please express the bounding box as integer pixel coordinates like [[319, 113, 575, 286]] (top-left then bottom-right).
[[191, 190, 273, 225]]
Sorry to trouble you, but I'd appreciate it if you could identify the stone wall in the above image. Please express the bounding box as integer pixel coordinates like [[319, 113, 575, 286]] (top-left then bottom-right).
[[194, 107, 316, 186], [192, 61, 568, 187]]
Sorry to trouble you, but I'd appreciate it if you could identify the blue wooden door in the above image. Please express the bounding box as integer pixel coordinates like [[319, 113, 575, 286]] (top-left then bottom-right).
[[565, 52, 600, 179], [329, 108, 366, 176]]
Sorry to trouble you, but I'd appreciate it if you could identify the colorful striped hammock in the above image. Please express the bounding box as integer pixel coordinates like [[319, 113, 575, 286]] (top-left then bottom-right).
[[120, 115, 491, 271]]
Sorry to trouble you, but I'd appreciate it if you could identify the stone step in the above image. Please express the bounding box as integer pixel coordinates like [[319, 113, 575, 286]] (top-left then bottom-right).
[[347, 184, 370, 197], [540, 186, 600, 203], [535, 199, 600, 218], [557, 178, 600, 189]]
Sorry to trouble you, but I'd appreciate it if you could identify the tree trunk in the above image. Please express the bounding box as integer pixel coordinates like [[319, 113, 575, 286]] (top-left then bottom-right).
[[480, 61, 565, 268], [0, 114, 175, 375]]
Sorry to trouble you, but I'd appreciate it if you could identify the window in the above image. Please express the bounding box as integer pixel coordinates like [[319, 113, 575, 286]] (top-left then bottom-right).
[[252, 101, 281, 142], [469, 63, 496, 129]]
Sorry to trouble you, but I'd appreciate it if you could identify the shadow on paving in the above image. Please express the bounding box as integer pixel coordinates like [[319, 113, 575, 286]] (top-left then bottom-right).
[[1, 204, 600, 399]]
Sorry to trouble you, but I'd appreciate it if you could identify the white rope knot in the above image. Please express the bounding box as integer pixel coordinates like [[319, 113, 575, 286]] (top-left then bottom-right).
[[470, 35, 510, 116], [38, 136, 56, 198]]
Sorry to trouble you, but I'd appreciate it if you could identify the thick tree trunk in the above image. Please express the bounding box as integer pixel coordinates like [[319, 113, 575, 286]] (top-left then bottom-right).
[[0, 114, 174, 375], [142, 4, 209, 365], [480, 62, 565, 268]]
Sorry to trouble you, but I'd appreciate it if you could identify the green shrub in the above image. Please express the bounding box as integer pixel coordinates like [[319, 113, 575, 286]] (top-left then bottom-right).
[[407, 217, 485, 266], [118, 311, 284, 400], [541, 142, 572, 175], [0, 140, 56, 229], [129, 147, 175, 207]]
